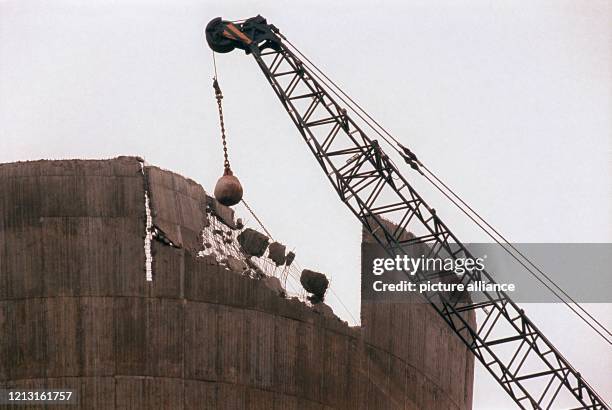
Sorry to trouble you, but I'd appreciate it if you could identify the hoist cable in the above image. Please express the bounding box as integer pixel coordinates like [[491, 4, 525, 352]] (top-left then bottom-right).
[[421, 164, 612, 340], [382, 150, 612, 343], [241, 198, 274, 240], [298, 50, 612, 342], [420, 171, 612, 344], [281, 39, 612, 342]]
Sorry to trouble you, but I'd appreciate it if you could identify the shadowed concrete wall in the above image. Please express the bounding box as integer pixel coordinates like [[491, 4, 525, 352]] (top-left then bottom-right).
[[0, 157, 473, 409], [361, 225, 476, 410]]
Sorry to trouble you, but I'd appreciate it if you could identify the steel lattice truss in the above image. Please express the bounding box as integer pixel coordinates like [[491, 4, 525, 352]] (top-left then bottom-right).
[[206, 16, 609, 409]]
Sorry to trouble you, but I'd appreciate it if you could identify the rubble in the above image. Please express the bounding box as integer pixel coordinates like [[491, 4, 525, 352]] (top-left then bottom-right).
[[263, 276, 286, 297], [226, 255, 247, 273], [313, 302, 335, 319], [246, 257, 265, 278], [285, 251, 295, 266], [206, 194, 237, 229], [300, 269, 329, 303], [237, 228, 269, 257], [267, 242, 286, 266]]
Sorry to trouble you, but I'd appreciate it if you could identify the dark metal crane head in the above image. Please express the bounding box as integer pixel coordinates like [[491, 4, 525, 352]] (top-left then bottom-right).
[[205, 15, 282, 55]]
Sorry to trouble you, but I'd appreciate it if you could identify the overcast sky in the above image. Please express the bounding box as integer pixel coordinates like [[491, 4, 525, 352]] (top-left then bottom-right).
[[1, 0, 610, 408]]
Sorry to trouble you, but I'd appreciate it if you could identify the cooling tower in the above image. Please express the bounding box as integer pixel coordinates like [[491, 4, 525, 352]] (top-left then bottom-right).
[[0, 157, 474, 409]]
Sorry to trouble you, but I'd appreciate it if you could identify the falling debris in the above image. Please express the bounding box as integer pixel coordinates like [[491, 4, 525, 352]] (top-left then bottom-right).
[[285, 251, 295, 267], [268, 242, 286, 266], [300, 269, 329, 304], [199, 192, 313, 305], [246, 257, 265, 278], [237, 228, 269, 257]]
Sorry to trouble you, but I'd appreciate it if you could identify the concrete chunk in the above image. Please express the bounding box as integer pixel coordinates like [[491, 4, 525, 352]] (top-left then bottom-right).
[[267, 242, 286, 266], [285, 251, 296, 267], [237, 228, 269, 257], [300, 269, 329, 303]]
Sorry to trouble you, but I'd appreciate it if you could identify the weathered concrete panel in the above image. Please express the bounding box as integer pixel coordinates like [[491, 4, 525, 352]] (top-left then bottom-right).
[[146, 166, 207, 253], [151, 242, 184, 298], [146, 298, 184, 378], [36, 217, 145, 298], [115, 377, 184, 410], [114, 297, 147, 376]]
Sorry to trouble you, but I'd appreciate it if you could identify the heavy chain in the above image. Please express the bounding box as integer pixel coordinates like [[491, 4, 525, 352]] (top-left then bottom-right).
[[213, 77, 231, 172]]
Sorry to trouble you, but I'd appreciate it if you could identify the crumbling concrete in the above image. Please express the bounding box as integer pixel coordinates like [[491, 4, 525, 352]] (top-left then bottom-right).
[[206, 194, 237, 229], [267, 241, 286, 266], [313, 301, 335, 318], [263, 276, 286, 297], [146, 165, 208, 253], [225, 255, 247, 273], [237, 228, 269, 257], [300, 269, 329, 303], [245, 257, 265, 278], [285, 250, 296, 266]]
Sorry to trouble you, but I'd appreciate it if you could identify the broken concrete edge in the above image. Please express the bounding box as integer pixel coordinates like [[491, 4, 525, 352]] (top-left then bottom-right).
[[205, 194, 237, 229], [134, 163, 329, 320], [141, 161, 203, 189], [152, 226, 179, 248], [4, 156, 339, 322], [149, 240, 351, 333], [0, 156, 146, 177], [237, 228, 269, 257], [184, 246, 346, 324], [138, 158, 206, 282]]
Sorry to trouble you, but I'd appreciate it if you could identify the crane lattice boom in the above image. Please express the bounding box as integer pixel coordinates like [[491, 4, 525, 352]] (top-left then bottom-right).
[[205, 15, 609, 410]]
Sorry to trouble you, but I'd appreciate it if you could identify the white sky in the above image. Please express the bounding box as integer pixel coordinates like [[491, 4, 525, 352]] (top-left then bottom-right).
[[1, 0, 610, 408]]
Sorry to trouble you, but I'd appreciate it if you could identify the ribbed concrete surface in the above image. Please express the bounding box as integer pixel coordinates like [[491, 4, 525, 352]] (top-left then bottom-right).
[[0, 157, 473, 409], [361, 222, 476, 410]]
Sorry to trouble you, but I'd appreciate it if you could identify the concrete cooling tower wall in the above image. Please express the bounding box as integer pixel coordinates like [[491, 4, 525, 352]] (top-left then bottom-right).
[[0, 157, 474, 409]]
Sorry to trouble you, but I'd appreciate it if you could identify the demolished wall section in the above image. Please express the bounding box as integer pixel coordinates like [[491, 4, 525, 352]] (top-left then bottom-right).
[[145, 165, 208, 254]]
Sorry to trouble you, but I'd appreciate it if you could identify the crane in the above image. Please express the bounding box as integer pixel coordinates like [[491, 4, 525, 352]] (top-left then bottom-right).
[[204, 15, 609, 410]]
